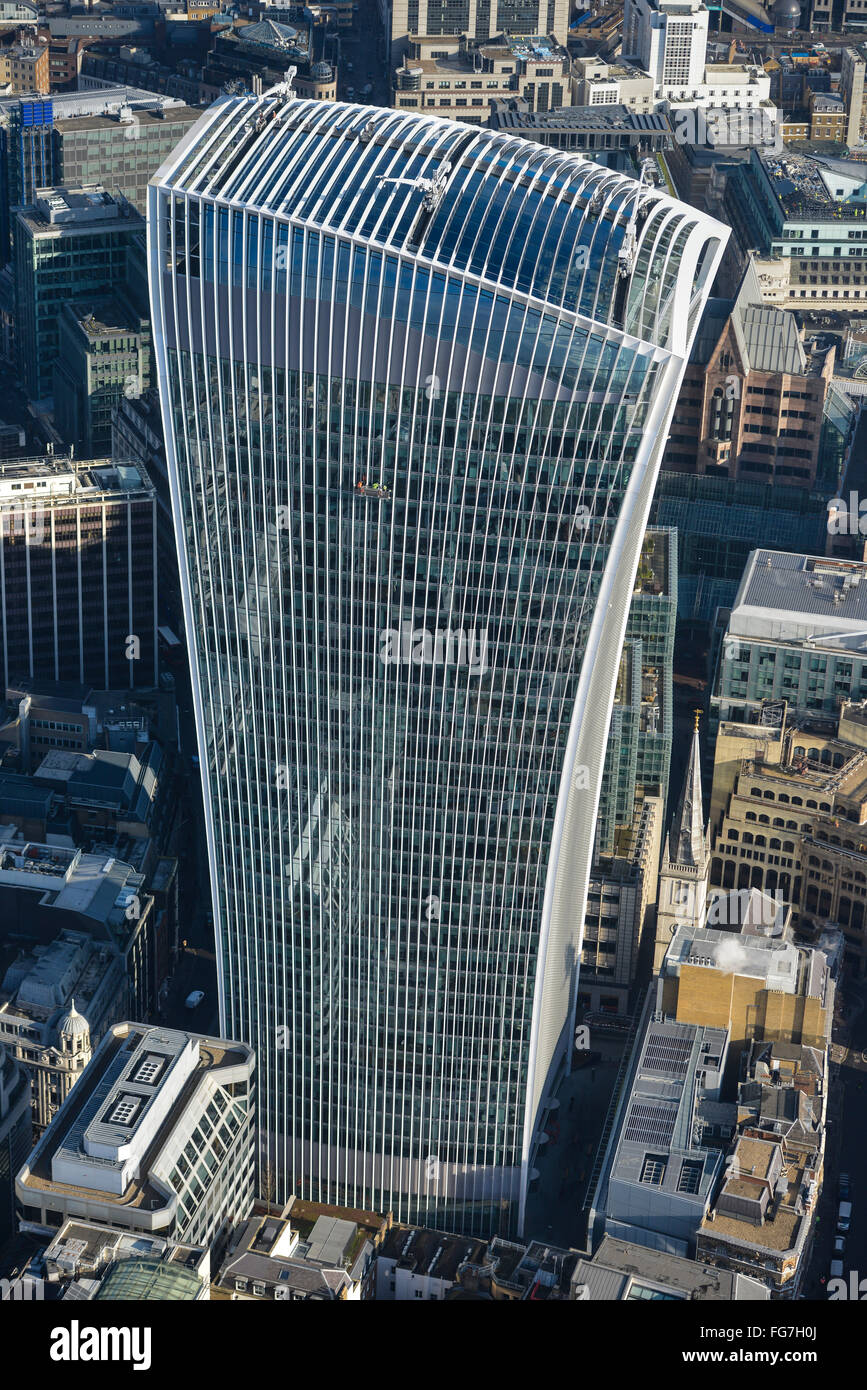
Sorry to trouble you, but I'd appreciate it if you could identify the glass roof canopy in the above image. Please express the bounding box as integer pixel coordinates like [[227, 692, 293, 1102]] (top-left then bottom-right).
[[156, 97, 702, 343]]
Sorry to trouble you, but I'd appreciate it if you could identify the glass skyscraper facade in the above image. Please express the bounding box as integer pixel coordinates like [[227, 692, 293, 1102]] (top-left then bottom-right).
[[148, 94, 725, 1233]]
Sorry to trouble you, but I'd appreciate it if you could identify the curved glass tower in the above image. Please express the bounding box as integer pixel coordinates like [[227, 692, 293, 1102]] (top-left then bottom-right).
[[148, 94, 726, 1233]]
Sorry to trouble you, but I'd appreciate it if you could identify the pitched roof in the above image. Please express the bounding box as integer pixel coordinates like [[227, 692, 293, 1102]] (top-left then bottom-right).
[[667, 725, 707, 868]]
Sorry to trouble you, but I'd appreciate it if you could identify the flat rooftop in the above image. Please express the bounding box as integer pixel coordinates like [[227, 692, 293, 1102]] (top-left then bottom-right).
[[20, 1024, 252, 1210], [762, 152, 867, 218], [489, 104, 669, 135], [54, 105, 201, 134], [731, 551, 867, 645]]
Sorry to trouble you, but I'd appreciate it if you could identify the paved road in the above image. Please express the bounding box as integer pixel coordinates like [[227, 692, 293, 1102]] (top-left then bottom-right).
[[804, 979, 867, 1298], [337, 0, 389, 107], [523, 1037, 628, 1250], [157, 638, 220, 1035]]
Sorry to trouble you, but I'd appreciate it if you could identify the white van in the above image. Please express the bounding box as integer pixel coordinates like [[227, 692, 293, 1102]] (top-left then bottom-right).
[[830, 1260, 844, 1280], [838, 1200, 852, 1233]]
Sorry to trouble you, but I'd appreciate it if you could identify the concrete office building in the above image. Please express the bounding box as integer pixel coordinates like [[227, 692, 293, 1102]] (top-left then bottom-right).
[[723, 150, 867, 312], [711, 551, 867, 730], [393, 33, 575, 122], [0, 1043, 31, 1242], [0, 40, 49, 96], [663, 262, 834, 489], [580, 789, 664, 1015], [592, 1011, 731, 1257], [695, 1038, 826, 1296], [0, 90, 197, 263], [571, 1232, 769, 1299], [383, 0, 571, 64], [0, 456, 158, 691], [0, 932, 107, 1134], [841, 47, 866, 150], [16, 1022, 256, 1248], [149, 93, 726, 1232], [622, 0, 708, 100], [658, 910, 834, 1059], [579, 529, 676, 1014], [374, 1224, 484, 1299], [708, 700, 867, 976], [216, 1202, 387, 1300], [41, 1217, 210, 1300], [486, 103, 670, 160], [13, 186, 143, 400], [53, 293, 152, 457]]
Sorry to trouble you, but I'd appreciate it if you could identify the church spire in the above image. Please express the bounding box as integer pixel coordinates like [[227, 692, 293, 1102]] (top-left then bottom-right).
[[667, 712, 708, 868]]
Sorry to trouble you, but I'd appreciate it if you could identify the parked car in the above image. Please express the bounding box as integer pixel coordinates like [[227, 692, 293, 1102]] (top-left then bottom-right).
[[834, 1236, 846, 1255], [837, 1200, 852, 1233], [345, 86, 355, 99], [830, 1259, 844, 1280], [839, 1173, 851, 1200], [185, 990, 205, 1010]]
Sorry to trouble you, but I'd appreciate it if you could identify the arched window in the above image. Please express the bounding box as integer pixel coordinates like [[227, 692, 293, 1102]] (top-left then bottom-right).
[[770, 838, 781, 850]]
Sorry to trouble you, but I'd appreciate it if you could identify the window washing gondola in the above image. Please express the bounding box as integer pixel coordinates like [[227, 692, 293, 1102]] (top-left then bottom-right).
[[355, 475, 392, 500]]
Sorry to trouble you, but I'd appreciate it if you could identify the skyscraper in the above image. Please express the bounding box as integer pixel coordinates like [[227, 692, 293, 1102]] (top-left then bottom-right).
[[148, 94, 726, 1233], [622, 0, 709, 100]]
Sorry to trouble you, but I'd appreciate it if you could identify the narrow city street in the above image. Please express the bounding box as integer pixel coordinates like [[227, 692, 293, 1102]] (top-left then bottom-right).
[[804, 978, 867, 1298], [337, 0, 389, 106], [523, 1036, 629, 1251]]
